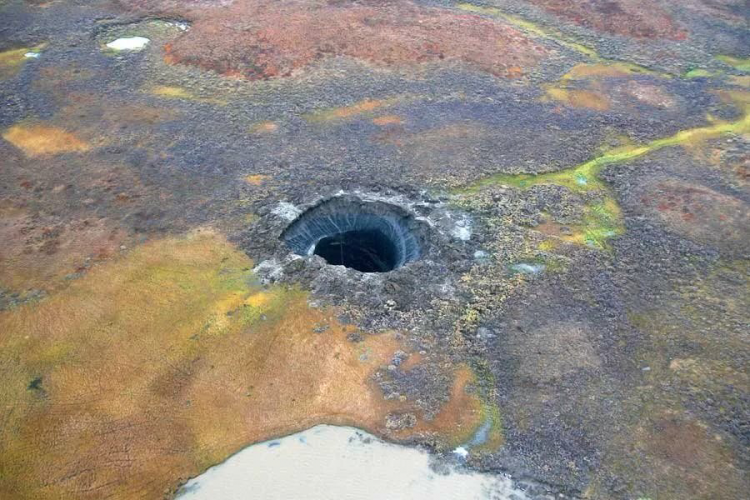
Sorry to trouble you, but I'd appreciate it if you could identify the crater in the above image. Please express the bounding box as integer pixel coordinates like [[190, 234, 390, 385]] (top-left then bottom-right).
[[281, 196, 422, 273]]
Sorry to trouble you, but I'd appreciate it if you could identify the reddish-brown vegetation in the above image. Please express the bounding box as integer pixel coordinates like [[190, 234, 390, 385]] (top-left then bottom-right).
[[528, 0, 687, 39], [121, 0, 548, 80]]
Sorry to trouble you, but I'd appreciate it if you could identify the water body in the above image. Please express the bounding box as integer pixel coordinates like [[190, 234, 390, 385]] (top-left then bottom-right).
[[177, 425, 528, 500]]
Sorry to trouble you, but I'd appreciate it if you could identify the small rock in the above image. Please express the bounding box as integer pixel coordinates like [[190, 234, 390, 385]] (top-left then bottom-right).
[[391, 350, 408, 366], [312, 323, 329, 334], [385, 412, 417, 430], [476, 327, 496, 339], [347, 332, 363, 343]]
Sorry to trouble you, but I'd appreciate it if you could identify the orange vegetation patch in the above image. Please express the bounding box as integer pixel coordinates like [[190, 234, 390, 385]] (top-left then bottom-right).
[[372, 114, 404, 126], [400, 365, 484, 446], [2, 124, 91, 157], [561, 63, 641, 80], [534, 220, 572, 238], [305, 98, 400, 122], [24, 0, 58, 6], [249, 121, 278, 133], [0, 229, 485, 498], [123, 0, 548, 80], [331, 99, 383, 118], [244, 174, 270, 185], [546, 63, 675, 112]]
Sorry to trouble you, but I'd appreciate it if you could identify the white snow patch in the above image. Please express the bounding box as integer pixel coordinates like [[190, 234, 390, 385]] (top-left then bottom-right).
[[177, 425, 527, 500], [106, 37, 150, 52], [24, 52, 41, 59], [451, 216, 472, 241], [452, 446, 470, 459], [272, 201, 302, 221]]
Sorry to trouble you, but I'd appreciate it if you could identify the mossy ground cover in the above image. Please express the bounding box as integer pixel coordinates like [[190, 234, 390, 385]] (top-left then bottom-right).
[[457, 99, 749, 249], [0, 229, 488, 498]]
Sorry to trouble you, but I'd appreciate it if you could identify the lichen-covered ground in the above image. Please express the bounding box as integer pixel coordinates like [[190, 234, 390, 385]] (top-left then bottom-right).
[[0, 0, 748, 498]]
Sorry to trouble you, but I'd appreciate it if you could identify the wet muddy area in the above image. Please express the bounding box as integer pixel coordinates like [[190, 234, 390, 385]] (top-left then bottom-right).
[[1, 0, 748, 499]]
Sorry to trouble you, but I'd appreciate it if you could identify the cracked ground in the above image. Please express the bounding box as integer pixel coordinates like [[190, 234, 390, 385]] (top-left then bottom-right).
[[0, 0, 748, 498]]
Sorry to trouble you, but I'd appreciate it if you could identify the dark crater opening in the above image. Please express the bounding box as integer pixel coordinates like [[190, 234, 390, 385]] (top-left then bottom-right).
[[314, 229, 398, 273], [281, 196, 422, 273]]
